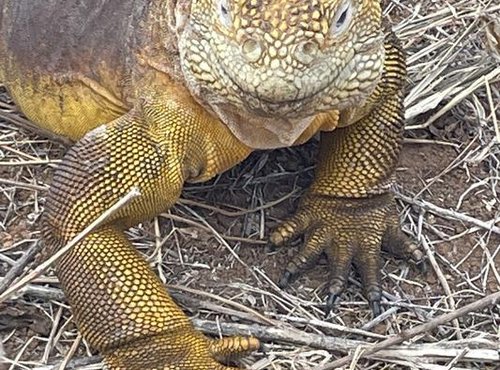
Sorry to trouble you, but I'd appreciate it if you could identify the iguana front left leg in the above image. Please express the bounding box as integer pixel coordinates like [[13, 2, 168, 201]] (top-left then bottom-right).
[[43, 87, 258, 369], [271, 35, 425, 315]]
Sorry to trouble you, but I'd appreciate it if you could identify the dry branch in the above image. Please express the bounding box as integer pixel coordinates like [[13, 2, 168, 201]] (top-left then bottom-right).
[[317, 291, 500, 369]]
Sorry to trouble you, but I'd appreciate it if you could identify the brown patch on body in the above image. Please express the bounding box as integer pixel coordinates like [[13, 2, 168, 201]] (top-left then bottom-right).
[[0, 0, 143, 139]]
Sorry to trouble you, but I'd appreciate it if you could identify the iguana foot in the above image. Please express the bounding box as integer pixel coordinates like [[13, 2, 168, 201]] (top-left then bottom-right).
[[104, 333, 260, 369], [270, 193, 424, 316]]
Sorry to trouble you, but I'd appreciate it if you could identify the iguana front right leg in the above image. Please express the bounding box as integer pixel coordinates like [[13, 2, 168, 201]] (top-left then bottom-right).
[[270, 35, 425, 316], [43, 87, 257, 369]]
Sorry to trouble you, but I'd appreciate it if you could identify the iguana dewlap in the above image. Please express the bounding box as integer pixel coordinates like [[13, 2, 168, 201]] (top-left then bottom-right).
[[0, 0, 424, 369]]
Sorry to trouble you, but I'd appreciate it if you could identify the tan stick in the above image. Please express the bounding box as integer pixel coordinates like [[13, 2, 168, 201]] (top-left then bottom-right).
[[0, 187, 141, 303], [397, 193, 500, 234]]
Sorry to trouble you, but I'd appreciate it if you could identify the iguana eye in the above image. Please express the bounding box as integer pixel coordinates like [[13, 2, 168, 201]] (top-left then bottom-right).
[[331, 1, 353, 36], [217, 0, 232, 29]]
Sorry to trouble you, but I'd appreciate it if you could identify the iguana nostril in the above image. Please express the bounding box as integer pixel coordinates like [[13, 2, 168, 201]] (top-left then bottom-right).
[[241, 38, 263, 62], [294, 41, 319, 65]]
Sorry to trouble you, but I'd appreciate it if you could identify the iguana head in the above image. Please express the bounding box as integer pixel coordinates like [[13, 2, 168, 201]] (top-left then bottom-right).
[[177, 0, 385, 148]]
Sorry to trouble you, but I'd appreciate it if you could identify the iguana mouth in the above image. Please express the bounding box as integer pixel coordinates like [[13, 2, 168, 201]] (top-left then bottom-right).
[[219, 59, 354, 118]]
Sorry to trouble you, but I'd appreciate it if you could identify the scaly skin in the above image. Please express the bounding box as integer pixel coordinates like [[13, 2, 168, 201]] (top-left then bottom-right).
[[0, 0, 424, 368]]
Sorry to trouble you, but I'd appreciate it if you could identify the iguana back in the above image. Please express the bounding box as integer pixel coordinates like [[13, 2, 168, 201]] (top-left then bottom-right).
[[0, 0, 148, 138]]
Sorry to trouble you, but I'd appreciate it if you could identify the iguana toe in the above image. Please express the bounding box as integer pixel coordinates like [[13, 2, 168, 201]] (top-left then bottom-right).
[[209, 336, 261, 363], [270, 212, 313, 247], [382, 225, 427, 273], [277, 228, 327, 288], [368, 294, 382, 317], [325, 279, 347, 315]]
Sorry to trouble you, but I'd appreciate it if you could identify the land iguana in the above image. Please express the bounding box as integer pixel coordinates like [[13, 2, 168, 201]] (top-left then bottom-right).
[[0, 0, 424, 368]]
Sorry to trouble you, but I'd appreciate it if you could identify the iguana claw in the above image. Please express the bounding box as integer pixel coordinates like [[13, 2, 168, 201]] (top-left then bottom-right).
[[417, 260, 428, 274], [278, 270, 294, 288], [325, 293, 339, 316], [325, 281, 381, 317], [366, 288, 382, 317]]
